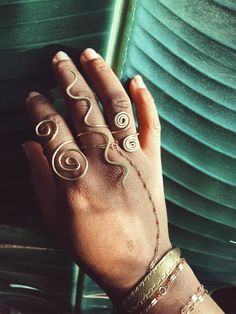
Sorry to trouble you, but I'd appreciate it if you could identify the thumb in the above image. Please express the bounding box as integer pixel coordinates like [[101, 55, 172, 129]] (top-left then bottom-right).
[[22, 141, 57, 228]]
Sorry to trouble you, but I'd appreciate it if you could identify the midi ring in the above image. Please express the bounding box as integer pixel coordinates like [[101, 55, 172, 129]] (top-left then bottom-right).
[[51, 140, 88, 181], [35, 114, 59, 142], [122, 133, 140, 152], [112, 112, 131, 134], [35, 117, 88, 181]]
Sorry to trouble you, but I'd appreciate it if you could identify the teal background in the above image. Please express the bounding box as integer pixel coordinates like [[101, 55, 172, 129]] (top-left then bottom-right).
[[0, 0, 235, 313]]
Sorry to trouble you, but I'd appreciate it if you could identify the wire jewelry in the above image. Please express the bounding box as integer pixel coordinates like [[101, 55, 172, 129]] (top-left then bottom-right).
[[66, 70, 160, 291], [66, 70, 108, 128], [77, 131, 128, 188], [51, 139, 88, 181], [111, 111, 140, 152], [113, 111, 131, 132], [66, 69, 160, 277], [116, 148, 160, 271], [123, 133, 140, 152], [141, 258, 185, 313], [67, 70, 130, 187], [35, 115, 59, 142], [35, 115, 88, 181], [180, 285, 208, 314]]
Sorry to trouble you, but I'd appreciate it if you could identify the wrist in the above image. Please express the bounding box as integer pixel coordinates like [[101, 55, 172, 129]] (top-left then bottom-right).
[[101, 240, 173, 304], [107, 248, 224, 314], [146, 262, 201, 314]]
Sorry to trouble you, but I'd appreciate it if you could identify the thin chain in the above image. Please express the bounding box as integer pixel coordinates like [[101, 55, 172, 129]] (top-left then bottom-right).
[[141, 258, 185, 314], [116, 148, 160, 272], [80, 141, 160, 270], [81, 143, 107, 149], [180, 285, 208, 314]]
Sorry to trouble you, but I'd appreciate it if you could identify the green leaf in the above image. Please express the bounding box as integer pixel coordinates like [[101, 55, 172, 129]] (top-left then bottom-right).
[[118, 0, 236, 297]]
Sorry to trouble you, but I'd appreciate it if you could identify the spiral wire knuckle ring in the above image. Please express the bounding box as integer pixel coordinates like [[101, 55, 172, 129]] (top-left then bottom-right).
[[123, 133, 140, 152], [51, 140, 88, 181], [35, 114, 59, 142], [114, 111, 131, 130], [35, 115, 88, 181]]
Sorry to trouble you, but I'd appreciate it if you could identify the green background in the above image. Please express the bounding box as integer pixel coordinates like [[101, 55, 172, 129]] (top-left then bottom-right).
[[0, 0, 235, 313]]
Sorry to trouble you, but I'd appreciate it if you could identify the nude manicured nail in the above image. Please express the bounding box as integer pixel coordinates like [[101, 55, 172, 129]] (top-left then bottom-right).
[[134, 75, 146, 88], [52, 51, 70, 63], [26, 91, 41, 103], [82, 48, 98, 60]]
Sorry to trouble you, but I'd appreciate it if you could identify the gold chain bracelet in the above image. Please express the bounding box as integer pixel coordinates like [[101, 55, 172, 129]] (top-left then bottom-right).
[[140, 258, 185, 314], [119, 247, 181, 314], [180, 284, 208, 314]]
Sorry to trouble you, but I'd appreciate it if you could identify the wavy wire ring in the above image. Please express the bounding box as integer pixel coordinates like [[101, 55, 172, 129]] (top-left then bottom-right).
[[66, 70, 130, 187], [66, 70, 108, 128]]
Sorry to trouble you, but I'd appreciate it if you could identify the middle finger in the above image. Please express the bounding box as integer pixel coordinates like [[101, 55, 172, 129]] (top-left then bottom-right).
[[52, 52, 111, 147], [80, 48, 140, 153]]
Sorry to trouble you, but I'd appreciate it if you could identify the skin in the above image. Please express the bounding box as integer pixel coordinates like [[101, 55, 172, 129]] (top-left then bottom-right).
[[23, 49, 224, 313]]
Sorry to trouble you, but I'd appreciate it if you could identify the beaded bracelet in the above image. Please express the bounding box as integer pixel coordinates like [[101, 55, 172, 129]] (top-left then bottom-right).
[[180, 284, 208, 314], [140, 258, 185, 314]]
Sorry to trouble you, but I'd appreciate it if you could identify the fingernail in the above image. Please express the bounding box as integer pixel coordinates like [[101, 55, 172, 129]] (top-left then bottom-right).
[[26, 91, 41, 103], [52, 51, 70, 64], [82, 48, 98, 60], [22, 142, 32, 160], [134, 75, 146, 88]]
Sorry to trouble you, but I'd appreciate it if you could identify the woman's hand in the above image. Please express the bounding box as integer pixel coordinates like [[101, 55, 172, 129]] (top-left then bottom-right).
[[23, 48, 172, 302]]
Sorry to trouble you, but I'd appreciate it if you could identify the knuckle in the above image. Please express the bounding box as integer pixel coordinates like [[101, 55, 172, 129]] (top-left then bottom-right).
[[36, 113, 64, 136], [27, 94, 47, 108], [90, 58, 110, 72], [72, 89, 94, 101], [74, 99, 92, 113], [140, 90, 154, 105], [109, 91, 131, 110], [63, 185, 90, 212], [62, 186, 78, 209], [35, 113, 65, 149], [56, 60, 72, 72], [145, 118, 161, 135], [71, 90, 97, 112], [44, 113, 62, 124]]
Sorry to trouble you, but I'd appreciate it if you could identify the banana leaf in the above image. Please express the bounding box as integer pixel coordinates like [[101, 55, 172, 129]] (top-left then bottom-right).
[[0, 0, 235, 313]]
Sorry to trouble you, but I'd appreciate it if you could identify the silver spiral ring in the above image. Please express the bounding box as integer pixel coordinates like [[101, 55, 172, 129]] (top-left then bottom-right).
[[123, 133, 140, 152], [52, 140, 88, 181], [114, 111, 131, 130], [35, 117, 58, 142]]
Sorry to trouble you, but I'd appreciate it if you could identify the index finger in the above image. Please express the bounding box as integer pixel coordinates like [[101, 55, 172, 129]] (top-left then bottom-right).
[[26, 92, 88, 182]]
